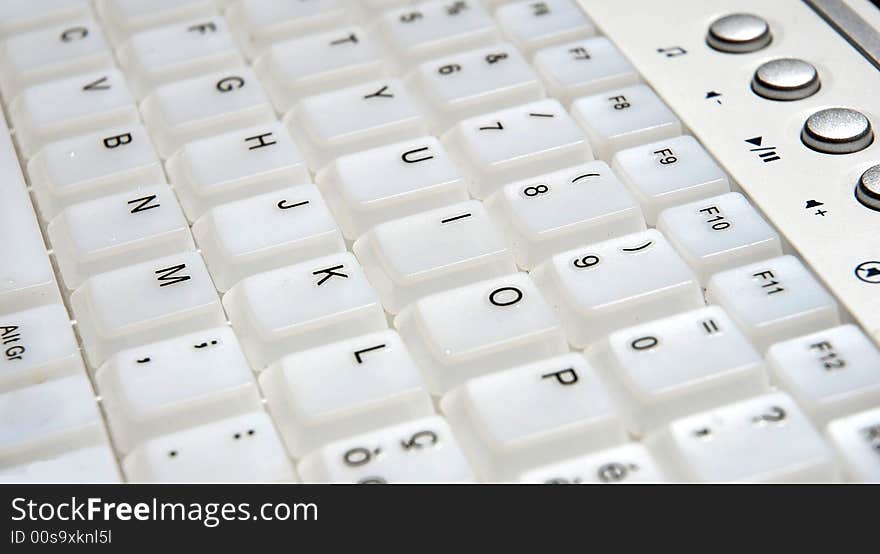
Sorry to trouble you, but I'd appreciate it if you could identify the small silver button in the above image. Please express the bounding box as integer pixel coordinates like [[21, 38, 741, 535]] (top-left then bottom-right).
[[856, 164, 880, 211], [707, 14, 772, 54], [752, 58, 820, 101], [802, 108, 874, 154]]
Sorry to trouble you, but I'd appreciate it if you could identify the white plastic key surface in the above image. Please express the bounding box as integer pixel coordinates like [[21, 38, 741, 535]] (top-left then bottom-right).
[[495, 0, 596, 56], [71, 251, 226, 368], [193, 184, 346, 292], [517, 443, 668, 484], [532, 36, 640, 106], [166, 121, 310, 222], [224, 252, 388, 370], [483, 160, 646, 269], [591, 306, 769, 436], [395, 272, 568, 394], [612, 136, 730, 225], [826, 407, 880, 483], [0, 1, 91, 39], [0, 109, 61, 315], [0, 18, 113, 101], [140, 67, 275, 158], [49, 184, 194, 290], [441, 353, 625, 481], [443, 98, 592, 198], [9, 69, 139, 159], [531, 229, 704, 348], [657, 192, 782, 283], [123, 411, 298, 483], [0, 304, 84, 393], [0, 375, 107, 467], [375, 0, 499, 67], [316, 136, 470, 239], [96, 0, 216, 45], [353, 200, 517, 313], [255, 26, 393, 114], [97, 327, 261, 454], [570, 84, 681, 161], [706, 255, 841, 352], [261, 329, 434, 457], [227, 0, 354, 60], [117, 16, 243, 100], [767, 325, 880, 427], [0, 445, 121, 483], [27, 125, 166, 222], [646, 392, 838, 483], [297, 416, 474, 483], [407, 42, 545, 131], [286, 79, 428, 171]]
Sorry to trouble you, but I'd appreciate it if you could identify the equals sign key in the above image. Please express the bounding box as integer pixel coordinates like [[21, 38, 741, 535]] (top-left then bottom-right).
[[745, 136, 781, 163]]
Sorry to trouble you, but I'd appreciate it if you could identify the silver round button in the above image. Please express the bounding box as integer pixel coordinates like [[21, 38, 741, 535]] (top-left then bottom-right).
[[802, 108, 874, 154], [856, 164, 880, 211], [707, 13, 772, 53], [752, 58, 820, 101]]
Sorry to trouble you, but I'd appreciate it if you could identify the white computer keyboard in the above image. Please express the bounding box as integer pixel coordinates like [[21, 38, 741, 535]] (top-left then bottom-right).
[[0, 0, 879, 484]]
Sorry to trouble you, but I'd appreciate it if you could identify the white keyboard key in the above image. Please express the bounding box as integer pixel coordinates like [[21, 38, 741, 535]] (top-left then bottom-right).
[[571, 84, 681, 161], [0, 19, 113, 101], [166, 122, 310, 222], [297, 416, 474, 483], [97, 0, 216, 44], [767, 325, 880, 426], [118, 16, 243, 100], [657, 192, 782, 282], [612, 136, 730, 225], [484, 161, 646, 269], [123, 411, 298, 483], [49, 184, 194, 290], [9, 70, 139, 159], [407, 42, 545, 131], [706, 255, 840, 352], [533, 36, 640, 106], [286, 79, 428, 170], [592, 306, 769, 436], [441, 353, 625, 481], [0, 375, 106, 467], [0, 110, 62, 315], [193, 184, 346, 292], [261, 330, 434, 457], [517, 443, 668, 484], [353, 200, 517, 312], [532, 229, 704, 348], [141, 67, 275, 158], [646, 392, 838, 482], [255, 26, 394, 114], [443, 98, 591, 197], [97, 327, 261, 454], [0, 445, 121, 483], [495, 0, 596, 56], [395, 273, 568, 394], [0, 304, 83, 393], [376, 0, 499, 67], [0, 1, 91, 39], [316, 136, 470, 239], [224, 252, 387, 369], [826, 408, 880, 482], [227, 0, 354, 60], [27, 125, 165, 222], [71, 251, 226, 367]]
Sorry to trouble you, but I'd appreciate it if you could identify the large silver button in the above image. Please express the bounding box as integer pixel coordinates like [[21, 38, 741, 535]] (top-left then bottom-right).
[[856, 164, 880, 211], [802, 108, 874, 154], [707, 14, 772, 53], [752, 58, 820, 101]]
